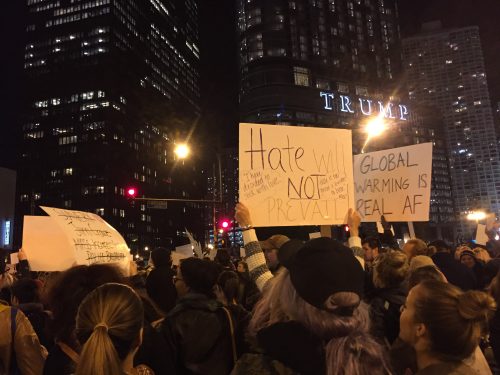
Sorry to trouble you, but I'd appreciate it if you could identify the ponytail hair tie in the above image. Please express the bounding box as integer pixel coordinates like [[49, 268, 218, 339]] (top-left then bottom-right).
[[94, 323, 109, 332]]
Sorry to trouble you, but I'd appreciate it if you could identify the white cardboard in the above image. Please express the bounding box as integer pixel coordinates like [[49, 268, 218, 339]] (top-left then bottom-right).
[[239, 123, 354, 226], [353, 143, 433, 222]]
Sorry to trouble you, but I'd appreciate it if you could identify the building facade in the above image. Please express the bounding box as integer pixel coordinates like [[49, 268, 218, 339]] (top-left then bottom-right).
[[403, 22, 500, 235], [0, 168, 16, 251], [236, 0, 455, 238], [17, 0, 203, 252]]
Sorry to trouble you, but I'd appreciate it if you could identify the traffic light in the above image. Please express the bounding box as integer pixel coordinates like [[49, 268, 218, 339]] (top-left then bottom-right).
[[219, 219, 230, 231], [126, 187, 137, 198]]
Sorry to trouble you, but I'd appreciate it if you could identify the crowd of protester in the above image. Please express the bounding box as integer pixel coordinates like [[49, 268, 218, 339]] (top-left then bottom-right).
[[1, 203, 500, 374]]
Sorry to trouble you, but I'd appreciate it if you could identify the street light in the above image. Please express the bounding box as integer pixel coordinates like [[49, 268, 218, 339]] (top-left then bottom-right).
[[467, 211, 487, 221], [174, 143, 190, 159], [361, 116, 387, 153]]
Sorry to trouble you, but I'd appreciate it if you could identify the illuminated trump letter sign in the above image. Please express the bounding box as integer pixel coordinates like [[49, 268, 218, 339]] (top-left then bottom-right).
[[353, 143, 433, 222], [239, 123, 355, 227], [320, 91, 409, 121]]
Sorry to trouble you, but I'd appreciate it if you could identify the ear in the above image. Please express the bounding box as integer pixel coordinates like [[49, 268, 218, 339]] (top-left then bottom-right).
[[415, 322, 427, 339]]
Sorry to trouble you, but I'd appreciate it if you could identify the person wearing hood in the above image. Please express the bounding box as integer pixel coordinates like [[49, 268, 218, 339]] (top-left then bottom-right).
[[146, 247, 177, 315], [459, 250, 488, 290], [368, 250, 409, 346]]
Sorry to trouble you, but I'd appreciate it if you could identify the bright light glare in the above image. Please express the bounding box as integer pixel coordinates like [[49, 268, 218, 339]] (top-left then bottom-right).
[[174, 143, 190, 159], [467, 211, 487, 221], [207, 244, 214, 249], [222, 221, 229, 228], [364, 117, 387, 137], [127, 188, 136, 196]]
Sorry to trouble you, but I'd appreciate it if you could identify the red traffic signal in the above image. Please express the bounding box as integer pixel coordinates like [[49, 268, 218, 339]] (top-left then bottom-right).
[[126, 187, 137, 198], [219, 219, 230, 230]]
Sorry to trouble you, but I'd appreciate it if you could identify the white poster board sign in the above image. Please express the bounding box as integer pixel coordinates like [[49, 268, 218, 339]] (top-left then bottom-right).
[[22, 216, 76, 271], [239, 123, 354, 226], [171, 251, 189, 266], [175, 244, 194, 258], [475, 224, 489, 246], [22, 207, 130, 271], [353, 143, 433, 222]]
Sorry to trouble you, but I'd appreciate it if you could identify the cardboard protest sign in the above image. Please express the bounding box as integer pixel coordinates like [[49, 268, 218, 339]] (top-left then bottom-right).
[[22, 216, 76, 271], [22, 207, 130, 271], [475, 224, 489, 246], [353, 143, 433, 222], [239, 123, 354, 226], [171, 251, 189, 266], [175, 244, 194, 258]]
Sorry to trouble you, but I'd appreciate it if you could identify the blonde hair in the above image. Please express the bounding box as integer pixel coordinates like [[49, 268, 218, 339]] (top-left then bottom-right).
[[75, 283, 144, 375], [373, 250, 409, 289], [415, 280, 496, 362]]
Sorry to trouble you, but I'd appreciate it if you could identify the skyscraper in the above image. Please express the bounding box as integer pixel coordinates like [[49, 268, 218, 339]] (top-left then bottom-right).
[[236, 0, 455, 238], [17, 0, 202, 251], [237, 0, 403, 130], [403, 21, 500, 234]]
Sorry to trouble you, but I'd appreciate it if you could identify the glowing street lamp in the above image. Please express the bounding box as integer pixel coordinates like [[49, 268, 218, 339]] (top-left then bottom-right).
[[361, 117, 387, 153], [466, 211, 487, 221], [174, 143, 190, 159]]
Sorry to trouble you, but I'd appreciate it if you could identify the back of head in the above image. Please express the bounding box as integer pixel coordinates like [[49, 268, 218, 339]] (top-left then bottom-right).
[[373, 250, 409, 289], [428, 240, 451, 253], [180, 258, 219, 297], [44, 264, 125, 344], [408, 265, 446, 289], [11, 278, 40, 304], [404, 239, 427, 259], [217, 271, 240, 303], [362, 236, 380, 250], [409, 255, 435, 273], [251, 238, 392, 375], [414, 280, 495, 361], [151, 247, 172, 268], [259, 234, 290, 251], [214, 249, 232, 268], [75, 283, 144, 375]]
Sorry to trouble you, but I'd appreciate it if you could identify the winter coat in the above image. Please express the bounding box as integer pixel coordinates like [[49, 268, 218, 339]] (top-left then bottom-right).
[[159, 293, 235, 375], [232, 321, 325, 375], [0, 303, 47, 375], [368, 284, 408, 345], [432, 252, 477, 291], [18, 302, 51, 349]]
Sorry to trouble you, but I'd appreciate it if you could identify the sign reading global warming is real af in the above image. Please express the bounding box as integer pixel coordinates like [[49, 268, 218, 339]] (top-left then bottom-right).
[[353, 143, 433, 222], [239, 123, 355, 227]]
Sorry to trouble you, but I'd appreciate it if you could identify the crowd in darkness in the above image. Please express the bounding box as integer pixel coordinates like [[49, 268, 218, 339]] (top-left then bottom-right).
[[1, 202, 500, 374]]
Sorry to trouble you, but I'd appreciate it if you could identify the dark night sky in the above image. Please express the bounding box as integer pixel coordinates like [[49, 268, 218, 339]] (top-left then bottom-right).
[[1, 1, 500, 168]]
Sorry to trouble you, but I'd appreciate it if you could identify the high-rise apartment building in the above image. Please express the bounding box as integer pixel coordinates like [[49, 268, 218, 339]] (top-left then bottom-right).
[[236, 0, 455, 238], [403, 22, 500, 234], [17, 0, 203, 251]]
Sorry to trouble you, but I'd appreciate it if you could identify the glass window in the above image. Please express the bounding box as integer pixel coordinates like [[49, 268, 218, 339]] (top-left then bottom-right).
[[294, 67, 310, 86]]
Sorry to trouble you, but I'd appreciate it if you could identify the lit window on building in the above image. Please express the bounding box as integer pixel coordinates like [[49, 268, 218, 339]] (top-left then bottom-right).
[[293, 67, 310, 86], [63, 168, 73, 176]]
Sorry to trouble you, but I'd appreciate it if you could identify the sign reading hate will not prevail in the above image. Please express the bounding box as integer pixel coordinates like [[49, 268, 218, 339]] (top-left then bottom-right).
[[353, 143, 433, 222], [239, 123, 355, 227]]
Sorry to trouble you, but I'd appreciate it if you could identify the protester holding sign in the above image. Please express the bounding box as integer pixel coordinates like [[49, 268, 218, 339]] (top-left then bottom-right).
[[233, 202, 391, 375]]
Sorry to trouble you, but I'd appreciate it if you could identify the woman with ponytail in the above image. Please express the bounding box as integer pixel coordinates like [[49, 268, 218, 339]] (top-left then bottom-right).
[[233, 203, 391, 375], [399, 280, 495, 374], [75, 283, 153, 375]]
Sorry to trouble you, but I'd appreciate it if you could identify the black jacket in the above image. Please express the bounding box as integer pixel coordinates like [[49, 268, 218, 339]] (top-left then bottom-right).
[[18, 302, 51, 349], [232, 321, 325, 375], [432, 252, 477, 291], [146, 266, 177, 314], [159, 293, 235, 375], [368, 284, 408, 345]]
